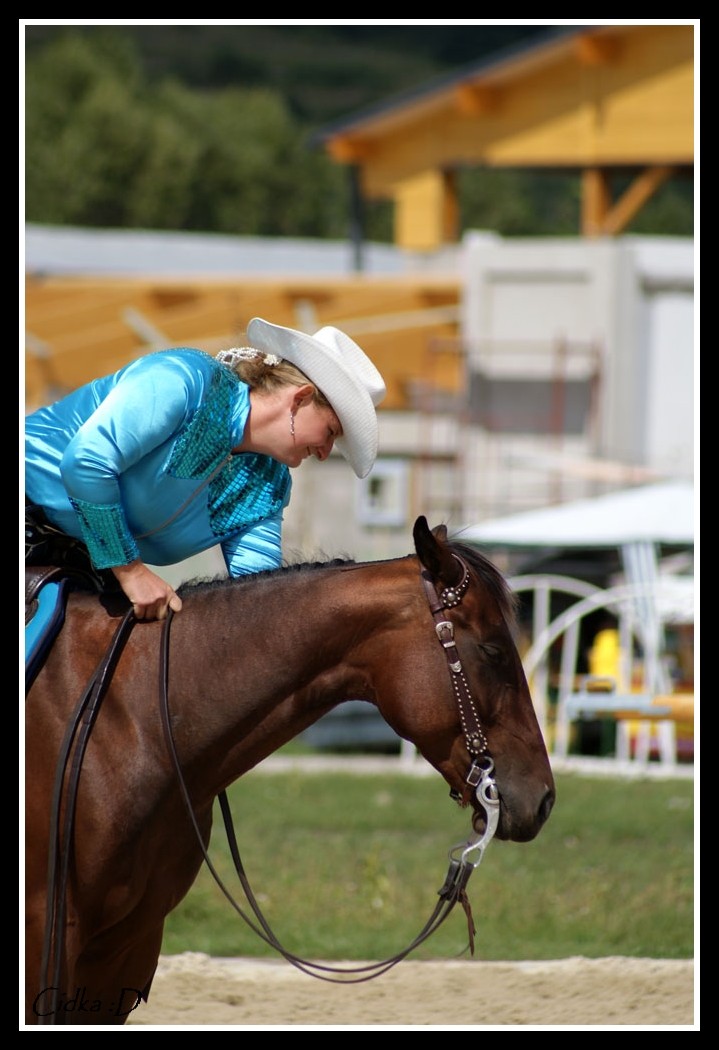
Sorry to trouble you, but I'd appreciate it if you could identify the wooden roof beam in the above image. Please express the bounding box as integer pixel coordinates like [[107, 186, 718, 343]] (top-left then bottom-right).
[[575, 32, 621, 67], [453, 83, 500, 116], [325, 136, 375, 164], [582, 165, 677, 236]]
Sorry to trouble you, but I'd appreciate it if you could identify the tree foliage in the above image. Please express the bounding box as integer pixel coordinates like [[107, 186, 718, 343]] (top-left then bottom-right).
[[23, 27, 693, 241]]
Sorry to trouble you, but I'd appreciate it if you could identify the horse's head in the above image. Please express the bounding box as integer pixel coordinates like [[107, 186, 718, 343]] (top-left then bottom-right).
[[376, 516, 555, 844]]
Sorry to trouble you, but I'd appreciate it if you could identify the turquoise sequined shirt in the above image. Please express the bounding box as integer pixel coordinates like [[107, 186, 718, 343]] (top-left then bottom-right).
[[25, 349, 292, 576]]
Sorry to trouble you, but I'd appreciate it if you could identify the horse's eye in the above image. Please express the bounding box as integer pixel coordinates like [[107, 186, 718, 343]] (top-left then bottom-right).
[[478, 643, 505, 663]]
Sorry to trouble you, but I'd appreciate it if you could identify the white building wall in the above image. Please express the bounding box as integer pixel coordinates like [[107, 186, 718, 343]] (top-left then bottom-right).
[[458, 233, 694, 528], [643, 288, 694, 474]]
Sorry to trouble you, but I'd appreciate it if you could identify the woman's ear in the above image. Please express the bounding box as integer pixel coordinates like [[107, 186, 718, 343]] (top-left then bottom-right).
[[291, 384, 316, 410]]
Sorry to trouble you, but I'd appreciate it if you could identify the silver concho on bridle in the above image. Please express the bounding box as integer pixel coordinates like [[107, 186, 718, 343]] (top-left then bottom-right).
[[437, 566, 470, 609]]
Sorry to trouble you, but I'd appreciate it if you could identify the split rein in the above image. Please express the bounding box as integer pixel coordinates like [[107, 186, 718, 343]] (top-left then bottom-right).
[[158, 553, 500, 984], [38, 605, 137, 1024]]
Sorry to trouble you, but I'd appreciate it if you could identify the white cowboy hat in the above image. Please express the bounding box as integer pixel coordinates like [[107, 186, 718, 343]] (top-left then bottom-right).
[[247, 317, 386, 479]]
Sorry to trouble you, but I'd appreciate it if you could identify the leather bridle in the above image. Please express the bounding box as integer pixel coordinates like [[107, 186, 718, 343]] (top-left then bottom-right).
[[420, 554, 494, 797]]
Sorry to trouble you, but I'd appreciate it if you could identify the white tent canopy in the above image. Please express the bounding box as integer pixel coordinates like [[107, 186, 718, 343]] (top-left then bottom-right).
[[462, 480, 695, 699], [459, 481, 694, 550]]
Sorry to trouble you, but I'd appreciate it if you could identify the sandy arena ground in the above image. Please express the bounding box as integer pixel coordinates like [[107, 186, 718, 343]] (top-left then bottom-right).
[[122, 952, 696, 1029]]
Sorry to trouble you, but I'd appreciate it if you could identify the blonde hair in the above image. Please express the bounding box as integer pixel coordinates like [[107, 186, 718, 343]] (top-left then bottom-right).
[[216, 347, 330, 409]]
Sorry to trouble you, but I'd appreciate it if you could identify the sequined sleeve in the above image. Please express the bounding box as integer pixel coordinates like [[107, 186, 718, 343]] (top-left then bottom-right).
[[69, 498, 140, 569]]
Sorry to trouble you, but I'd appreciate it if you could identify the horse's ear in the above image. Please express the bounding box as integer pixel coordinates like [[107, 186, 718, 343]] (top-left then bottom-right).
[[413, 517, 459, 585], [413, 515, 432, 549], [413, 516, 447, 546]]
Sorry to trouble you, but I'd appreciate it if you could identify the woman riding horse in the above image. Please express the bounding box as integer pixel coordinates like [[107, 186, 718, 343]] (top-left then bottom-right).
[[25, 317, 386, 620], [25, 321, 557, 1028]]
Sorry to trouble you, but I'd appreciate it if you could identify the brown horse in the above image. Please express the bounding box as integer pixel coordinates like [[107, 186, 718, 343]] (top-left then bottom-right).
[[24, 517, 555, 1025]]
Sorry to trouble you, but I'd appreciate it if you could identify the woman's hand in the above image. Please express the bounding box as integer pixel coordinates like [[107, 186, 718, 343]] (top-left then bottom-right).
[[111, 560, 183, 621]]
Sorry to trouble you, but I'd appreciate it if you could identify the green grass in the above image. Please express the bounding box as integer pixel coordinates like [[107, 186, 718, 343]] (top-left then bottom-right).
[[160, 769, 694, 962]]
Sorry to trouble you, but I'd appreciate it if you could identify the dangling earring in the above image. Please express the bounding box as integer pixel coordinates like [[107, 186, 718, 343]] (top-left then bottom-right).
[[290, 409, 295, 437]]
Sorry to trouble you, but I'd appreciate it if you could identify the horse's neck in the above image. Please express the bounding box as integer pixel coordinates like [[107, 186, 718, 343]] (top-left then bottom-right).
[[166, 568, 397, 795]]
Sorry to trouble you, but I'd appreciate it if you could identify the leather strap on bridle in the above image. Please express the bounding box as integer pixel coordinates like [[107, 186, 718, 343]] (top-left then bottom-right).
[[420, 554, 491, 791], [37, 608, 136, 1024]]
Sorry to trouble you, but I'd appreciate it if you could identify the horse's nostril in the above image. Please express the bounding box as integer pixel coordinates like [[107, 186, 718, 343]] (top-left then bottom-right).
[[539, 790, 555, 825]]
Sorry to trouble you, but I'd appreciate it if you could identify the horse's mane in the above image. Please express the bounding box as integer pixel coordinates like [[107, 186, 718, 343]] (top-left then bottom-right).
[[177, 539, 516, 625], [176, 557, 355, 598]]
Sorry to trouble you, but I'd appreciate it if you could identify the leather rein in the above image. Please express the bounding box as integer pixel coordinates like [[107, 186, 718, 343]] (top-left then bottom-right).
[[37, 606, 137, 1024], [158, 553, 500, 983]]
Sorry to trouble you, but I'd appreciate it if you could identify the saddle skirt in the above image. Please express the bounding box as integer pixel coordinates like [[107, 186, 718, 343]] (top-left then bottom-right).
[[25, 566, 98, 692]]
